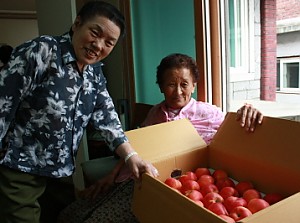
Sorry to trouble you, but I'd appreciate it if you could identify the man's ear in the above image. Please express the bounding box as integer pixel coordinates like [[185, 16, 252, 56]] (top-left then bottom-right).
[[72, 16, 81, 31]]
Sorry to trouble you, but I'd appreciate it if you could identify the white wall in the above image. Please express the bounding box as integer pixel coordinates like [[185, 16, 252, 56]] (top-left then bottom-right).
[[0, 18, 38, 47], [277, 30, 300, 57], [36, 0, 76, 36]]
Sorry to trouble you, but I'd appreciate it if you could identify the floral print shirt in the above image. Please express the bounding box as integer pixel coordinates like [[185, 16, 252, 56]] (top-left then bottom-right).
[[141, 98, 225, 144], [0, 33, 127, 178]]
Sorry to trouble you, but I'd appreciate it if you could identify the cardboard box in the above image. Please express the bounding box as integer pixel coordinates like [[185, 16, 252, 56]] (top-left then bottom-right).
[[125, 112, 300, 223]]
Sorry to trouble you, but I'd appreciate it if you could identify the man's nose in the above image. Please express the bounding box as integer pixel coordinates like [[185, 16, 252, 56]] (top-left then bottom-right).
[[92, 39, 103, 51]]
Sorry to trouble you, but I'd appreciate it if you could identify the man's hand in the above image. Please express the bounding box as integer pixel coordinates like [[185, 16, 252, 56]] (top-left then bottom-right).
[[115, 142, 159, 181], [125, 154, 159, 180]]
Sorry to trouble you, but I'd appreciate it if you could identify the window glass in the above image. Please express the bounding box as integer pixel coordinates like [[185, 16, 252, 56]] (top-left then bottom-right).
[[229, 0, 248, 69], [276, 61, 280, 90], [283, 62, 299, 88], [277, 58, 300, 91]]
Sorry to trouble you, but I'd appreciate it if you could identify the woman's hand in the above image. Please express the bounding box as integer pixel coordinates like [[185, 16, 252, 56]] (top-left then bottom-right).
[[236, 103, 263, 132]]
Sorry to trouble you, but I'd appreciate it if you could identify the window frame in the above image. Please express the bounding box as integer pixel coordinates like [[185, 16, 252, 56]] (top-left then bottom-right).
[[228, 0, 255, 82], [277, 57, 300, 93]]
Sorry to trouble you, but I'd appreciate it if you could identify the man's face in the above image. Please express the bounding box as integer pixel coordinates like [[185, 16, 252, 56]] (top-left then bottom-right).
[[71, 15, 121, 71]]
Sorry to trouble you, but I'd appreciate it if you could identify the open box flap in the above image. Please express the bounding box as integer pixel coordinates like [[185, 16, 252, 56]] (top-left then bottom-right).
[[125, 119, 207, 164], [209, 112, 300, 196]]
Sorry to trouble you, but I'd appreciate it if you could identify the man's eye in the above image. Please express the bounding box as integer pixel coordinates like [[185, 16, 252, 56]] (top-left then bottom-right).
[[91, 31, 97, 37], [105, 41, 115, 47]]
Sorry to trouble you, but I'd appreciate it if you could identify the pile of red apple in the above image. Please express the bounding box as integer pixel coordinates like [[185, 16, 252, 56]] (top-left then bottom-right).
[[164, 167, 284, 223]]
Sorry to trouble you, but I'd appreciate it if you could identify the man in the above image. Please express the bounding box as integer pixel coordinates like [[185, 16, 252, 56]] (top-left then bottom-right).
[[0, 1, 158, 222]]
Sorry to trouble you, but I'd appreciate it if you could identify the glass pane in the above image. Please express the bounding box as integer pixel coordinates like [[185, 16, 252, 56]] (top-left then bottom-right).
[[229, 0, 243, 68], [283, 62, 299, 88], [276, 61, 280, 90], [229, 0, 235, 67]]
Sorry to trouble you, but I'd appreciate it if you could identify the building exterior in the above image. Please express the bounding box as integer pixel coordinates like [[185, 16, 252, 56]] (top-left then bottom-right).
[[276, 0, 300, 104]]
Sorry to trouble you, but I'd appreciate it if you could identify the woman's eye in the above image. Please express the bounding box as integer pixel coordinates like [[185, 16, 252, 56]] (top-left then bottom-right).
[[182, 83, 188, 88]]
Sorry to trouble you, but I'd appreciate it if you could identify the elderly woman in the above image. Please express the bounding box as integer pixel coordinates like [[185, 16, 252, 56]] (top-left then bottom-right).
[[141, 53, 262, 144], [58, 53, 263, 223]]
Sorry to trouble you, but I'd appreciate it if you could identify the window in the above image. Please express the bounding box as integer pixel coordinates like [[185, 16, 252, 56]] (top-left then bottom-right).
[[228, 0, 254, 81], [229, 0, 249, 69], [277, 58, 300, 92]]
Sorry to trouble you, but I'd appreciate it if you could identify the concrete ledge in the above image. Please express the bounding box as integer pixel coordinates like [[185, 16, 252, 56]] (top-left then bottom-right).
[[229, 100, 300, 121], [277, 18, 300, 33]]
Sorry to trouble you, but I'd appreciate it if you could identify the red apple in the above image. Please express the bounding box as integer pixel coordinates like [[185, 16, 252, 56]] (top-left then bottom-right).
[[164, 177, 182, 190], [212, 169, 228, 181], [215, 178, 235, 190], [219, 186, 239, 200], [179, 172, 197, 183], [208, 202, 228, 216], [185, 171, 198, 181], [185, 189, 203, 201], [235, 181, 254, 196], [230, 206, 252, 221], [197, 174, 214, 187], [248, 198, 270, 214], [181, 180, 200, 193], [202, 192, 224, 208], [224, 196, 247, 213], [263, 193, 284, 205], [194, 200, 204, 207], [178, 174, 192, 184], [219, 214, 235, 223], [243, 189, 262, 203], [195, 167, 211, 178], [200, 184, 219, 196]]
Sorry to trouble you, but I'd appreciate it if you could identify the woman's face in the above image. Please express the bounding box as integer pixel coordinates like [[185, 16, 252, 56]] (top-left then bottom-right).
[[71, 15, 121, 72], [160, 68, 196, 109]]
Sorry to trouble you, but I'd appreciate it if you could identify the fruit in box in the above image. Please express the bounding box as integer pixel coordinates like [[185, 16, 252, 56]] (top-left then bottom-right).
[[219, 186, 239, 199], [229, 206, 252, 221], [163, 167, 283, 222], [235, 181, 254, 196], [247, 198, 270, 214], [243, 188, 262, 203]]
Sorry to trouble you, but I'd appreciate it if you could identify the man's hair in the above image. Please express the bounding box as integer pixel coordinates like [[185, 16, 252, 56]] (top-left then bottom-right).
[[76, 1, 125, 38]]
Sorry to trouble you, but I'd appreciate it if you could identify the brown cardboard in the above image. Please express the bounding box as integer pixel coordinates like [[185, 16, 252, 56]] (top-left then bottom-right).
[[125, 119, 208, 182], [125, 113, 300, 223], [209, 112, 300, 197]]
